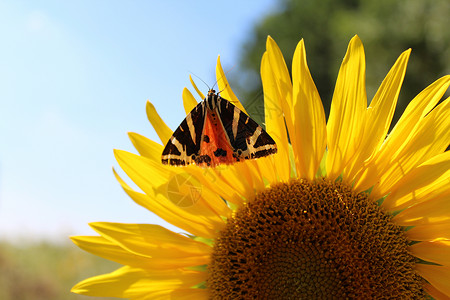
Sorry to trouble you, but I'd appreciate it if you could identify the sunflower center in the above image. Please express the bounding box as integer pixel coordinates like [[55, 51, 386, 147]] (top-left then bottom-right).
[[207, 179, 425, 299]]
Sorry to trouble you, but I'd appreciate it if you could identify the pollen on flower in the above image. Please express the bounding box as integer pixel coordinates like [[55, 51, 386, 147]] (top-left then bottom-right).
[[207, 179, 426, 299]]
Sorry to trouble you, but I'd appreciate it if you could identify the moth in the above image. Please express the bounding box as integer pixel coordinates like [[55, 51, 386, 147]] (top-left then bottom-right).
[[161, 89, 277, 167]]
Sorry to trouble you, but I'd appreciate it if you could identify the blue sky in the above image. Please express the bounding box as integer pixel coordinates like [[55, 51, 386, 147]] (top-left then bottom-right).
[[0, 0, 278, 241]]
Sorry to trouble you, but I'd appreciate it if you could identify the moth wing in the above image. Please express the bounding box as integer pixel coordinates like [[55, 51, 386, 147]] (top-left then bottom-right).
[[161, 101, 206, 166], [216, 96, 277, 161], [194, 105, 239, 167]]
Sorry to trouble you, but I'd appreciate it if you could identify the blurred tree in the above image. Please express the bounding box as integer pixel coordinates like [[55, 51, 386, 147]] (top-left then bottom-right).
[[234, 0, 449, 126]]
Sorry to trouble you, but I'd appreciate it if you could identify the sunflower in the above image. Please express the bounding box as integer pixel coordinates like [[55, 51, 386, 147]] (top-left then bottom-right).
[[71, 36, 450, 299]]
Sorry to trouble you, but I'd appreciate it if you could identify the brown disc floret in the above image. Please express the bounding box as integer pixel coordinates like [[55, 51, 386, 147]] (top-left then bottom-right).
[[207, 179, 425, 299]]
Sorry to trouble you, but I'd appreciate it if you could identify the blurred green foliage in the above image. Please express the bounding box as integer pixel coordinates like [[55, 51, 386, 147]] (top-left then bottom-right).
[[0, 240, 119, 300], [234, 0, 449, 125]]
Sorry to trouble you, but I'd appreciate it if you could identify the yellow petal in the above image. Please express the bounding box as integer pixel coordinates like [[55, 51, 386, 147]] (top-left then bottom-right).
[[126, 134, 236, 214], [388, 76, 450, 144], [170, 288, 209, 299], [219, 164, 254, 196], [364, 49, 411, 150], [415, 264, 450, 296], [424, 283, 450, 300], [215, 56, 247, 114], [71, 235, 150, 267], [115, 149, 171, 188], [383, 151, 450, 210], [254, 155, 278, 185], [163, 162, 248, 208], [89, 222, 211, 268], [71, 266, 206, 298], [261, 51, 290, 182], [134, 290, 171, 300], [146, 101, 173, 144], [113, 168, 219, 238], [326, 35, 367, 180], [372, 98, 450, 199], [243, 160, 266, 192], [74, 233, 205, 271], [135, 288, 209, 300], [182, 87, 198, 115], [190, 166, 245, 207], [265, 37, 296, 180], [392, 192, 450, 226], [206, 161, 266, 205], [406, 223, 450, 241], [189, 75, 205, 100], [345, 49, 410, 183], [291, 39, 327, 180], [89, 222, 211, 257], [215, 53, 278, 186], [128, 132, 164, 161], [410, 241, 450, 265], [214, 56, 278, 188], [355, 75, 450, 192], [182, 171, 234, 217], [163, 165, 244, 209], [114, 150, 227, 238], [265, 36, 294, 129]]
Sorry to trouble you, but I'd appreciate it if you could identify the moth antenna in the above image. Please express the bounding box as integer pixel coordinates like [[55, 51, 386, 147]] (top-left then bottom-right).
[[212, 64, 237, 93], [217, 84, 228, 96], [189, 72, 211, 91]]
